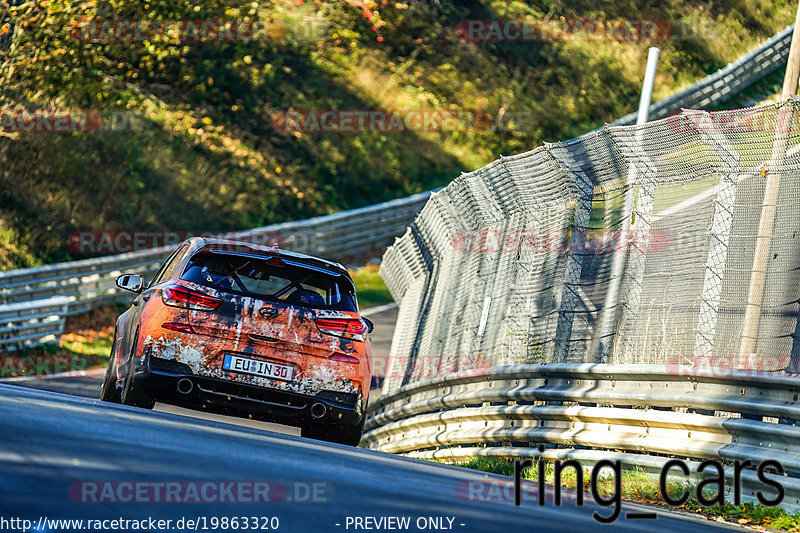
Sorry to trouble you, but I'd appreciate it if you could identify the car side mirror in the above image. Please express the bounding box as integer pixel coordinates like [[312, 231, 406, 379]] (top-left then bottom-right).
[[363, 317, 374, 334], [116, 274, 144, 293]]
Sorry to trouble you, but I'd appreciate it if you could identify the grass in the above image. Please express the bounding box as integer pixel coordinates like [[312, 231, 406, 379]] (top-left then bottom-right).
[[0, 218, 38, 271], [350, 263, 393, 310], [442, 456, 800, 530], [1, 0, 797, 271]]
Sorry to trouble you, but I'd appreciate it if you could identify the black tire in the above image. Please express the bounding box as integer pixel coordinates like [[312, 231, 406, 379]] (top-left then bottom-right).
[[302, 418, 365, 447], [121, 349, 155, 410], [99, 336, 122, 403]]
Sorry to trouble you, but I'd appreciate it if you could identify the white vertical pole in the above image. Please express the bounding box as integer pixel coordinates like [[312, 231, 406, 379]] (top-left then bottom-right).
[[637, 48, 661, 125]]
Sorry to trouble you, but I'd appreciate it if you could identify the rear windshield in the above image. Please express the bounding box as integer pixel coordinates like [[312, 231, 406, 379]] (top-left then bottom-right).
[[181, 252, 357, 312]]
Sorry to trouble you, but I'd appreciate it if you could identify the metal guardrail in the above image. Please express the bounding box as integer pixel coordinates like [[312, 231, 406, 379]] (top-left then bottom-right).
[[0, 191, 432, 351], [363, 364, 800, 510], [0, 297, 71, 348], [610, 25, 793, 126]]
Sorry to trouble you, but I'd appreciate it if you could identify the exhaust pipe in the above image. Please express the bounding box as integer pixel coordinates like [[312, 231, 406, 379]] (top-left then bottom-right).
[[177, 378, 194, 394], [310, 402, 327, 419]]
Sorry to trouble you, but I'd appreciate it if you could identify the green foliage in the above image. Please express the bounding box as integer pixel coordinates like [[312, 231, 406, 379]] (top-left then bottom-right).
[[0, 0, 795, 268], [349, 264, 393, 309], [0, 217, 37, 270], [452, 456, 518, 478]]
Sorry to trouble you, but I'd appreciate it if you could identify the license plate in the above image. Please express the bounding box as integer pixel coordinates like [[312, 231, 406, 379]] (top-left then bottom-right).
[[223, 354, 294, 381]]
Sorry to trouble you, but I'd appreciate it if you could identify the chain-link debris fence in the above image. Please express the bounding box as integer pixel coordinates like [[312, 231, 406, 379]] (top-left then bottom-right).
[[379, 100, 800, 393]]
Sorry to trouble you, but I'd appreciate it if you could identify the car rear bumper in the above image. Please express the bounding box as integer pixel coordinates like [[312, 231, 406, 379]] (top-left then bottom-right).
[[134, 356, 365, 427]]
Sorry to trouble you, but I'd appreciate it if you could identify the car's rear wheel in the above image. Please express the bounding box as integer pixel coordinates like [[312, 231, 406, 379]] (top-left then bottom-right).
[[99, 335, 122, 403], [301, 418, 365, 447], [121, 350, 155, 410]]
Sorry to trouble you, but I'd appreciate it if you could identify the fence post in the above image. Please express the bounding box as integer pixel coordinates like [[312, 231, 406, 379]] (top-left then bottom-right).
[[610, 130, 658, 364], [739, 101, 797, 363], [740, 6, 800, 362], [549, 143, 596, 362], [692, 112, 740, 365]]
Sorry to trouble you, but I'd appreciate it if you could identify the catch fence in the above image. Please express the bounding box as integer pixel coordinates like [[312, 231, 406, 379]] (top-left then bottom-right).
[[378, 101, 800, 389], [367, 102, 800, 510]]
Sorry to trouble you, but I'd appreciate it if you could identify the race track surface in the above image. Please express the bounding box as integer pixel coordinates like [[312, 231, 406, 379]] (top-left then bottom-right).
[[0, 384, 739, 532], [1, 305, 738, 532]]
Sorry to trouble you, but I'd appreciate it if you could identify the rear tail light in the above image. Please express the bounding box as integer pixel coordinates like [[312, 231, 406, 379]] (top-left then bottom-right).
[[162, 322, 194, 333], [162, 285, 223, 311], [329, 353, 360, 364], [314, 318, 368, 342]]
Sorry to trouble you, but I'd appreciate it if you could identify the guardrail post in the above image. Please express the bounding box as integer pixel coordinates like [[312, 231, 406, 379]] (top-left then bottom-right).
[[692, 111, 740, 365]]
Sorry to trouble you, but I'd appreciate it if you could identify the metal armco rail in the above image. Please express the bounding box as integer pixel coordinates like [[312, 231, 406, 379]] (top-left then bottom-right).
[[363, 364, 800, 510], [0, 191, 432, 351], [610, 25, 793, 126]]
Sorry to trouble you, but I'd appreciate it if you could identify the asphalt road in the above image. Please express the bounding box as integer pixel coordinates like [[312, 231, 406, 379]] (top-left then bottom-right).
[[1, 304, 738, 531], [0, 383, 739, 532]]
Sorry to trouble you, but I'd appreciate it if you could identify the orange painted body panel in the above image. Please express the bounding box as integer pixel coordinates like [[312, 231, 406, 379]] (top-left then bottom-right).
[[120, 240, 372, 401]]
